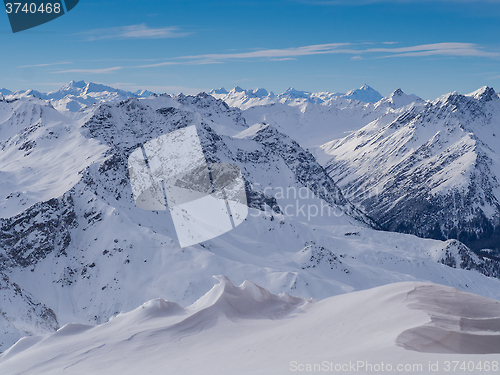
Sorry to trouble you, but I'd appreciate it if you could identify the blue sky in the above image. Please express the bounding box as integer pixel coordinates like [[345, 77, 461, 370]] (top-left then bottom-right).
[[1, 0, 500, 99]]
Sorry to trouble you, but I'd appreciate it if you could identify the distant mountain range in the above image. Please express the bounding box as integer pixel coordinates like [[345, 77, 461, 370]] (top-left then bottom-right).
[[2, 82, 418, 114], [209, 84, 391, 109], [3, 81, 153, 113]]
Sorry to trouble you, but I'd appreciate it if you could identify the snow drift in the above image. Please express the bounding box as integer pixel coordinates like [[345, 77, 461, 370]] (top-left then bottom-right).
[[0, 278, 499, 375]]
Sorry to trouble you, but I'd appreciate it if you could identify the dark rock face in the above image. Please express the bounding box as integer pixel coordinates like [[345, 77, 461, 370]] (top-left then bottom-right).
[[249, 125, 376, 227], [439, 240, 500, 279], [0, 193, 77, 269]]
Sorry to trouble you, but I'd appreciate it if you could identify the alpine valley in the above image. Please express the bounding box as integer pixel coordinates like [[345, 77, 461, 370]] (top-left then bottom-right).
[[1, 82, 500, 374]]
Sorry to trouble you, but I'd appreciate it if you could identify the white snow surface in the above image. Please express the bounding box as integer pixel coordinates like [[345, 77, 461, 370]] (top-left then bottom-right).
[[1, 278, 499, 375]]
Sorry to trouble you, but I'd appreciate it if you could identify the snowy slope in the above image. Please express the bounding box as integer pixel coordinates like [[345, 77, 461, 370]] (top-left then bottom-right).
[[1, 278, 499, 375], [0, 97, 107, 218], [322, 86, 500, 253], [1, 91, 500, 354]]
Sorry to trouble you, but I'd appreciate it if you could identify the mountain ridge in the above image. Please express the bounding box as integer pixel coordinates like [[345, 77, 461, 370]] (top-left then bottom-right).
[[322, 85, 500, 253]]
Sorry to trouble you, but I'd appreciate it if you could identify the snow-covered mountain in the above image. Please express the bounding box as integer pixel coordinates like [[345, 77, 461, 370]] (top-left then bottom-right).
[[1, 279, 499, 375], [1, 90, 500, 355], [210, 84, 388, 110], [0, 89, 11, 96], [238, 88, 424, 152], [209, 86, 277, 109], [343, 83, 383, 103], [322, 86, 500, 255], [375, 88, 426, 109], [4, 81, 153, 113]]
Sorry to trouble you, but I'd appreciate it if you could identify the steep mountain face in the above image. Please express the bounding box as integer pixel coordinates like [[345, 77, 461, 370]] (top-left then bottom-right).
[[323, 86, 500, 254], [1, 90, 500, 354]]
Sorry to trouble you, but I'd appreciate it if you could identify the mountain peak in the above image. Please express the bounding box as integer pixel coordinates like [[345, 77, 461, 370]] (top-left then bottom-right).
[[281, 87, 311, 99], [210, 87, 229, 95], [375, 88, 424, 109], [343, 85, 383, 103], [67, 80, 87, 89], [232, 86, 245, 93], [251, 88, 269, 97], [467, 86, 497, 102]]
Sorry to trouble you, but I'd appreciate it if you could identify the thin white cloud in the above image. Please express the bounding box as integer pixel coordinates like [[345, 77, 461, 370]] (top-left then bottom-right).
[[180, 43, 353, 60], [137, 59, 222, 68], [270, 57, 297, 61], [81, 24, 191, 41], [365, 43, 500, 58], [18, 62, 72, 68], [137, 61, 180, 68], [44, 42, 499, 75], [53, 67, 123, 74], [173, 42, 499, 63]]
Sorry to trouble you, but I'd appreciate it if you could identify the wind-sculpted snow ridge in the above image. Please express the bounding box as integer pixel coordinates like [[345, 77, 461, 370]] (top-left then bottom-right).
[[185, 275, 310, 321], [323, 86, 500, 255], [1, 280, 499, 375], [397, 283, 500, 354]]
